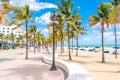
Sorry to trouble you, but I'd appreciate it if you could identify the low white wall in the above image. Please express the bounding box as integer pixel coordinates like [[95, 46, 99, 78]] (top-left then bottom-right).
[[43, 53, 92, 80]]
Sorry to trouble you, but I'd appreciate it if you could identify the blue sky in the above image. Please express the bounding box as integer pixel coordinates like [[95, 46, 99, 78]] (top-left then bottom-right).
[[8, 0, 120, 46]]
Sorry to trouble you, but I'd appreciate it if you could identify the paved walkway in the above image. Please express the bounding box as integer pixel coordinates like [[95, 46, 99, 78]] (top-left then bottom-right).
[[0, 48, 64, 80]]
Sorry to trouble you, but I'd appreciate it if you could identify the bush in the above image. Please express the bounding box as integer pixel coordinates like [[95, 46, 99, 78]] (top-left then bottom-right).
[[3, 46, 9, 50]]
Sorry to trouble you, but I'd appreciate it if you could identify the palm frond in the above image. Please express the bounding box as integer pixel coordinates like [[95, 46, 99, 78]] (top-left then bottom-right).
[[88, 15, 100, 27]]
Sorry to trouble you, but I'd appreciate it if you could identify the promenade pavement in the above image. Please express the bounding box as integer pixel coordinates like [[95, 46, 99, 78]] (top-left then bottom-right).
[[0, 47, 64, 80]]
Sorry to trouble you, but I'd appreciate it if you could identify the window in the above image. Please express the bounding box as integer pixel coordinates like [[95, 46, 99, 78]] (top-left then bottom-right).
[[7, 28, 9, 30], [7, 31, 9, 33], [7, 34, 9, 36], [3, 28, 5, 29], [15, 31, 17, 33], [18, 31, 21, 33], [3, 31, 5, 33], [0, 30, 1, 32]]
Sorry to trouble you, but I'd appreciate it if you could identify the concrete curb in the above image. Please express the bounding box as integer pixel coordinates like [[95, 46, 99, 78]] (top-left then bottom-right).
[[42, 53, 93, 80]]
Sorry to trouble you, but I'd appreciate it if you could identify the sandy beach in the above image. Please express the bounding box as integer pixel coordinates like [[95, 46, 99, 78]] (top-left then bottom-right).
[[56, 47, 120, 80]]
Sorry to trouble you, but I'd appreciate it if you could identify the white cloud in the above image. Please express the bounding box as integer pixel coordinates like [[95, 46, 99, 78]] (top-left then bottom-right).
[[93, 30, 100, 35], [78, 30, 120, 45], [41, 28, 49, 37], [91, 23, 112, 31], [9, 0, 57, 11], [91, 23, 100, 29], [35, 12, 51, 25]]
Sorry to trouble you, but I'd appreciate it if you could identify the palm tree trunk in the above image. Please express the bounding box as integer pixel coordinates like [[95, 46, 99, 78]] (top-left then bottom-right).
[[25, 19, 28, 59], [102, 24, 105, 63], [72, 37, 73, 52], [76, 35, 78, 56], [42, 40, 44, 49], [40, 41, 41, 51], [63, 41, 64, 52], [34, 33, 36, 53], [21, 40, 23, 48], [60, 29, 63, 54], [38, 41, 40, 52], [13, 38, 15, 49], [114, 24, 117, 58], [67, 24, 72, 60]]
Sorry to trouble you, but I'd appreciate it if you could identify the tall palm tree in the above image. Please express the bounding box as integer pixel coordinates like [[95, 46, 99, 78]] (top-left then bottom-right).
[[29, 24, 37, 53], [57, 0, 81, 60], [74, 21, 86, 56], [56, 14, 65, 54], [69, 29, 76, 52], [109, 0, 120, 58], [10, 5, 33, 59], [36, 32, 42, 52], [89, 3, 112, 63], [2, 3, 33, 59]]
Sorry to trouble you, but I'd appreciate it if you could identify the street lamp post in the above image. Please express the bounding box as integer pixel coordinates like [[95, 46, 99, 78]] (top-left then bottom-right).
[[50, 11, 57, 71]]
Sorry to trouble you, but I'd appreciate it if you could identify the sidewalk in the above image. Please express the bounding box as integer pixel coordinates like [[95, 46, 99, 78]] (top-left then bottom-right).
[[0, 48, 64, 80]]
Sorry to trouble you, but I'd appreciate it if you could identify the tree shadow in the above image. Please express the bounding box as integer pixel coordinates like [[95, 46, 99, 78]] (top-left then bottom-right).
[[89, 70, 120, 73], [59, 54, 69, 57], [74, 55, 94, 58], [93, 61, 120, 65], [17, 53, 24, 55], [0, 58, 15, 62], [116, 71, 120, 73], [29, 57, 43, 61]]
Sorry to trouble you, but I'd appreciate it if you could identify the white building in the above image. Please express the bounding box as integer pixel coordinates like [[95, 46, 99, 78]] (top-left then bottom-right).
[[0, 24, 25, 37]]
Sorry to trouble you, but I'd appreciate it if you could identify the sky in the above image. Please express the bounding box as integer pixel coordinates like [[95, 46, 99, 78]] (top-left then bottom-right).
[[8, 0, 120, 46]]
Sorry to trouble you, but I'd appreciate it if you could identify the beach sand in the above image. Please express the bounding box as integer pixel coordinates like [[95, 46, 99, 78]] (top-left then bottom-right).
[[56, 47, 120, 80]]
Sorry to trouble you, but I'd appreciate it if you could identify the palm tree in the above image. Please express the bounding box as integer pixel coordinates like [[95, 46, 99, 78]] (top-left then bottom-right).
[[9, 32, 15, 49], [2, 4, 33, 59], [109, 0, 120, 58], [69, 29, 76, 52], [36, 32, 42, 52], [0, 32, 4, 40], [17, 34, 24, 48], [89, 3, 112, 63], [29, 24, 37, 53], [55, 14, 65, 54], [57, 0, 81, 60], [11, 5, 32, 59], [10, 5, 33, 59], [75, 21, 86, 56], [3, 35, 9, 42], [110, 0, 120, 5]]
